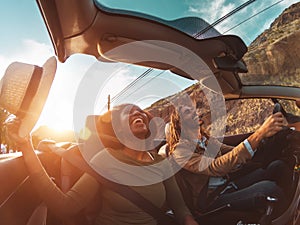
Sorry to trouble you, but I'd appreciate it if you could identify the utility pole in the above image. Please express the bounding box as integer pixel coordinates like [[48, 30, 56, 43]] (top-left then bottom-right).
[[107, 94, 110, 111]]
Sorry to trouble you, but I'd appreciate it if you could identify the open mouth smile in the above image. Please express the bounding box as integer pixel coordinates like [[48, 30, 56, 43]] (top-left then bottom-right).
[[132, 118, 145, 125]]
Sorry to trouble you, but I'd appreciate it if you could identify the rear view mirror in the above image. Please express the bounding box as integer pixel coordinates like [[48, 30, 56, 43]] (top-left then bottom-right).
[[213, 55, 248, 73], [296, 99, 300, 109]]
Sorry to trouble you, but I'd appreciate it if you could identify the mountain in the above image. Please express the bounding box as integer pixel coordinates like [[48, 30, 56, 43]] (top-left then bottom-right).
[[242, 2, 300, 86], [147, 2, 300, 136]]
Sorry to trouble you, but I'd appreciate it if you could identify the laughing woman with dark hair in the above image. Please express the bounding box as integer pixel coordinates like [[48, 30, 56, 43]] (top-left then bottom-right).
[[5, 103, 198, 225]]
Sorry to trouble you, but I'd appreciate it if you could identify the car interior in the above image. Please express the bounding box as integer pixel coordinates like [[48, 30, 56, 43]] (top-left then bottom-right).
[[0, 0, 299, 225]]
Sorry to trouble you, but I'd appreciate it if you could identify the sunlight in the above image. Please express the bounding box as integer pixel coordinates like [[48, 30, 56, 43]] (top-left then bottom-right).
[[47, 122, 73, 133], [34, 103, 75, 133]]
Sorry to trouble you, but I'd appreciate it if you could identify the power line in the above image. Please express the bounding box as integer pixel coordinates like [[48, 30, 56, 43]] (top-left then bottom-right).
[[194, 0, 257, 38], [222, 0, 284, 34], [111, 68, 154, 104], [111, 68, 153, 103], [116, 70, 166, 103]]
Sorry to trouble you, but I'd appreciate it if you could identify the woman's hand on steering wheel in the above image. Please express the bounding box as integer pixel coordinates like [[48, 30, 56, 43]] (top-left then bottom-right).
[[258, 112, 288, 139]]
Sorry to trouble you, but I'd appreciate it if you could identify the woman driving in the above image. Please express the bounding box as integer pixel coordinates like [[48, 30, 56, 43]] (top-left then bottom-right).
[[165, 103, 294, 224]]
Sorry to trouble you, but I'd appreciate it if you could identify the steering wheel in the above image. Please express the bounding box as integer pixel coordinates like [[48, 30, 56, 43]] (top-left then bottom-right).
[[273, 102, 284, 115], [272, 102, 290, 130]]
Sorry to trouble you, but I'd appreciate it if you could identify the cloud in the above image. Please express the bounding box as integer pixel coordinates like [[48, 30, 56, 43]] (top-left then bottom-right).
[[187, 0, 236, 23], [185, 0, 298, 44], [0, 39, 53, 78]]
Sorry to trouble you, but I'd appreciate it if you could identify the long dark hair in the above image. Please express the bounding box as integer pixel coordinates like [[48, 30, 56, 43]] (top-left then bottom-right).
[[168, 107, 209, 155]]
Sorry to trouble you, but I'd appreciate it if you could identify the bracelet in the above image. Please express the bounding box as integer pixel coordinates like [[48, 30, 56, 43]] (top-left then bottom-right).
[[243, 139, 256, 157]]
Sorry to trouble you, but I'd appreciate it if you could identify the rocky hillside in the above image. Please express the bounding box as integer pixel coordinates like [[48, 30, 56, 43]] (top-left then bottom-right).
[[241, 2, 300, 87], [148, 2, 300, 137]]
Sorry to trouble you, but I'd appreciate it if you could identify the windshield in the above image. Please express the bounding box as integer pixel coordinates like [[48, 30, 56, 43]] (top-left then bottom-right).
[[1, 0, 299, 134], [95, 0, 300, 88]]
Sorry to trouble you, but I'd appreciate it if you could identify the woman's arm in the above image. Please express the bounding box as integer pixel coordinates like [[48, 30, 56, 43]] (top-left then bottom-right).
[[5, 118, 100, 218], [174, 142, 250, 176], [172, 112, 286, 177], [208, 137, 233, 155]]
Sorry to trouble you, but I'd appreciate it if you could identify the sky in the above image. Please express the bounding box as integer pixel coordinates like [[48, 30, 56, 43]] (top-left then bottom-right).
[[0, 0, 299, 133]]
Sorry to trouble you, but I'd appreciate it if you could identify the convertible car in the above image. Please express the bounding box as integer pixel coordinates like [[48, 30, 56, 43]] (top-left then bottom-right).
[[0, 0, 299, 225]]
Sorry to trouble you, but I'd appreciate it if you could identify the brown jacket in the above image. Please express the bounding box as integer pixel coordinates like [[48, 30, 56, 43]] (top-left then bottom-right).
[[171, 137, 252, 212]]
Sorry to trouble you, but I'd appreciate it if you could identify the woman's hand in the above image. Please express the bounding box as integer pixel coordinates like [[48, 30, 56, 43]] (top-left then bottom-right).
[[184, 214, 199, 225], [257, 112, 287, 139], [4, 116, 32, 149], [4, 116, 43, 174], [246, 112, 288, 154]]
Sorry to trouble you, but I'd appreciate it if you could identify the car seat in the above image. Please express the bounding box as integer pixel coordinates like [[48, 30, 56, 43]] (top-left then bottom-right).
[[59, 146, 102, 225]]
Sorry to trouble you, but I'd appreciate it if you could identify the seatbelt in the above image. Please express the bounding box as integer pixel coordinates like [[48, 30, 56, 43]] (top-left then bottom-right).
[[60, 146, 178, 225]]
